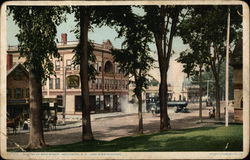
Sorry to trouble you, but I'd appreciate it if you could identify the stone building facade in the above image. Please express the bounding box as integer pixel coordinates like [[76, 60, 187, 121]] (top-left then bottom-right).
[[7, 33, 129, 115]]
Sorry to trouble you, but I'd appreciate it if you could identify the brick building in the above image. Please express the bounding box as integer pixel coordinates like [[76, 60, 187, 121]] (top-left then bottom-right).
[[7, 33, 129, 115]]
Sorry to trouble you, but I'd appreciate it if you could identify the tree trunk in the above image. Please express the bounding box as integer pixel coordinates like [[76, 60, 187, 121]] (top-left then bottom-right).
[[27, 70, 46, 150], [215, 76, 221, 120], [79, 7, 94, 141], [137, 93, 143, 134], [199, 66, 203, 122], [154, 32, 171, 131], [159, 69, 170, 130]]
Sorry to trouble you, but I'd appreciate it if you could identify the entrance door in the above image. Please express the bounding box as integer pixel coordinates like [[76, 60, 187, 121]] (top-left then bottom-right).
[[75, 96, 82, 112]]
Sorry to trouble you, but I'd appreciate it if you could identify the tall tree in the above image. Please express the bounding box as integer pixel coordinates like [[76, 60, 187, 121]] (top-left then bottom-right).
[[112, 15, 154, 134], [177, 47, 209, 122], [143, 6, 184, 130], [72, 6, 134, 140], [8, 6, 67, 149], [72, 6, 94, 140], [177, 5, 242, 119], [177, 26, 210, 122]]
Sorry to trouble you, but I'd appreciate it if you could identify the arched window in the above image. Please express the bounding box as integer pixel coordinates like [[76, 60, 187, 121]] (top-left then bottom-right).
[[104, 61, 113, 73]]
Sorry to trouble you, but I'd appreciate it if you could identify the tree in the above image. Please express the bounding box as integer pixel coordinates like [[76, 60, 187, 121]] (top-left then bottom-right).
[[71, 6, 95, 140], [8, 6, 68, 149], [112, 14, 154, 134], [191, 62, 234, 102], [71, 6, 133, 140], [177, 47, 209, 122], [143, 6, 184, 130], [177, 5, 242, 119]]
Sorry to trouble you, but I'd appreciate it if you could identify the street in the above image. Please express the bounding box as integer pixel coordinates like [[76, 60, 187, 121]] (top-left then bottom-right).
[[7, 102, 235, 150]]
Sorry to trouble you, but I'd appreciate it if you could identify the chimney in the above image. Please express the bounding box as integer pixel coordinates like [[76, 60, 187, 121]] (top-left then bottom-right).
[[7, 54, 13, 71], [61, 33, 67, 45]]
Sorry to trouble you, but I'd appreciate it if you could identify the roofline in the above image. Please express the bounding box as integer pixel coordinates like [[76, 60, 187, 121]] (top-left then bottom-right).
[[7, 41, 115, 54], [7, 63, 29, 77]]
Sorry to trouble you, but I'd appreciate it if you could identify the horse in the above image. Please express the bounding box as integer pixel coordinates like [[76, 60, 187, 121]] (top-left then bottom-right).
[[7, 116, 20, 134]]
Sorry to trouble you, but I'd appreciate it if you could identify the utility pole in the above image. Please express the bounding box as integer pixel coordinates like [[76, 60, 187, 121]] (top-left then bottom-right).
[[225, 7, 230, 127]]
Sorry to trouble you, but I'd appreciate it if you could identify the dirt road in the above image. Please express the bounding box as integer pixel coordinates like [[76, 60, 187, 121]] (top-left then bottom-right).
[[7, 103, 234, 150]]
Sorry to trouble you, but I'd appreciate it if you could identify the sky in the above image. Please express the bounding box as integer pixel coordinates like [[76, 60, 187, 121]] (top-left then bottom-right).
[[7, 11, 189, 95]]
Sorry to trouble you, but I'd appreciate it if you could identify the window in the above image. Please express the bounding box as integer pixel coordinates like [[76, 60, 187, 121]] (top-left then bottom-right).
[[25, 88, 29, 98], [104, 61, 113, 73], [115, 80, 118, 89], [111, 80, 113, 89], [55, 78, 60, 89], [98, 62, 102, 72], [66, 60, 72, 70], [55, 60, 60, 71], [96, 79, 99, 89], [49, 78, 53, 89], [117, 80, 120, 89], [14, 88, 22, 99], [7, 88, 12, 99]]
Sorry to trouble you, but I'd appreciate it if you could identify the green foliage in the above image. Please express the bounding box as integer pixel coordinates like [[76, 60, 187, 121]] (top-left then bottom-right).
[[70, 7, 98, 81], [177, 5, 242, 66], [111, 12, 154, 97], [31, 125, 243, 152], [72, 40, 98, 80], [191, 62, 234, 101], [8, 6, 69, 83], [177, 5, 242, 104]]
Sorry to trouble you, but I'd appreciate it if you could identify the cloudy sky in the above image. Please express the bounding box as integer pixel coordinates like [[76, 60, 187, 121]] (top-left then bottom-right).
[[7, 11, 189, 94]]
